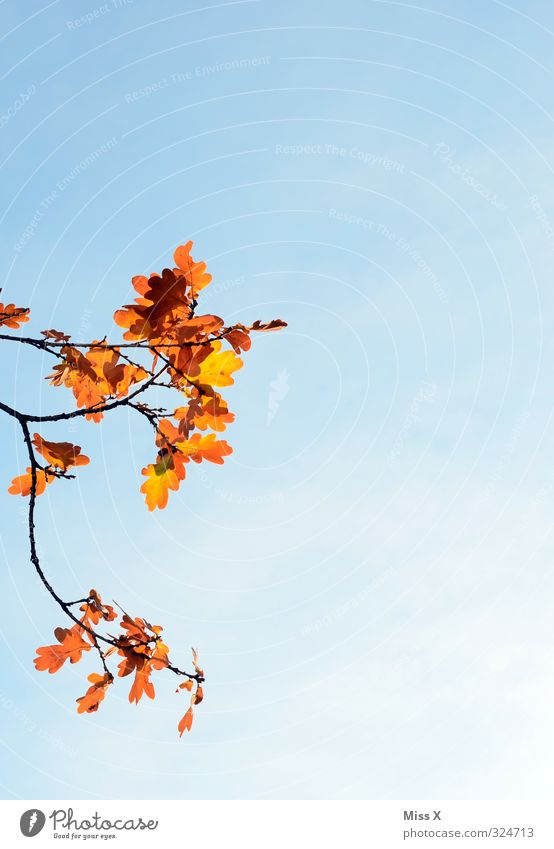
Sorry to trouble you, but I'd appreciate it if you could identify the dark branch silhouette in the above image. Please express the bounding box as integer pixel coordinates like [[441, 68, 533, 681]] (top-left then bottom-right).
[[0, 244, 286, 732]]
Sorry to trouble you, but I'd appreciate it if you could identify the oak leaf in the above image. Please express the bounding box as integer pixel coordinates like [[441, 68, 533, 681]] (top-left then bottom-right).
[[178, 707, 194, 736], [225, 327, 251, 353], [193, 340, 242, 388], [174, 391, 235, 434], [80, 589, 117, 626], [114, 269, 191, 341], [41, 329, 70, 342], [140, 455, 184, 511], [119, 655, 155, 704], [32, 434, 90, 472], [251, 319, 288, 332], [47, 344, 147, 421], [176, 432, 232, 465], [8, 468, 53, 497], [119, 613, 152, 645], [34, 625, 90, 673], [173, 241, 212, 296], [76, 672, 112, 714], [0, 301, 29, 329]]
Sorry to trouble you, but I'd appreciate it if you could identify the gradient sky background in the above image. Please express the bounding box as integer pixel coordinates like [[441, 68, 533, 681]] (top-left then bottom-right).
[[1, 0, 554, 800]]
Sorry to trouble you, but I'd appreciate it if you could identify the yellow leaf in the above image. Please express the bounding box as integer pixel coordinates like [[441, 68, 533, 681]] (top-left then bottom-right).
[[140, 456, 183, 511], [192, 341, 242, 388]]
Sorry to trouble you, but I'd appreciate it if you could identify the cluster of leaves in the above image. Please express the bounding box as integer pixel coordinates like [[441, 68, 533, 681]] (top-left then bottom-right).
[[1, 242, 285, 735], [9, 433, 90, 496], [0, 290, 30, 329], [8, 242, 285, 509], [34, 589, 203, 731]]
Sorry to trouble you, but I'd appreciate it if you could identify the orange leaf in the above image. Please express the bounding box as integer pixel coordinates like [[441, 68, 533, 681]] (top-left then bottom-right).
[[117, 650, 144, 678], [0, 302, 29, 329], [140, 455, 183, 510], [46, 344, 146, 421], [155, 418, 182, 452], [178, 707, 194, 736], [175, 391, 235, 434], [119, 614, 151, 645], [8, 468, 52, 497], [151, 638, 170, 670], [34, 625, 90, 673], [76, 672, 112, 714], [114, 268, 190, 341], [127, 658, 155, 705], [225, 327, 251, 353], [173, 241, 212, 296], [176, 432, 232, 465], [80, 589, 117, 626], [32, 433, 90, 472]]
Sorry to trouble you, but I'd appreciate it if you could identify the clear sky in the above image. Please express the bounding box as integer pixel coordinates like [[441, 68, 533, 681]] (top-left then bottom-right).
[[1, 0, 554, 800]]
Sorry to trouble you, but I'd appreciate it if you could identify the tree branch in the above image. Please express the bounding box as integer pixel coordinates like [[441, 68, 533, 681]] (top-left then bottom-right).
[[11, 407, 202, 683], [23, 365, 168, 423]]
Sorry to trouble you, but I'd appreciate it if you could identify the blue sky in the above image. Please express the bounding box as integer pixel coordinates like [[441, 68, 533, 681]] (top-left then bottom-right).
[[1, 0, 554, 799]]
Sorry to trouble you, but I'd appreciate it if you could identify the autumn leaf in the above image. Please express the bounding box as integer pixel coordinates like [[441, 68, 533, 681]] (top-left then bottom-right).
[[34, 625, 90, 673], [155, 418, 182, 452], [80, 589, 117, 626], [175, 390, 235, 434], [9, 435, 90, 498], [140, 455, 184, 510], [119, 655, 155, 704], [151, 637, 170, 671], [170, 313, 224, 343], [47, 344, 147, 421], [53, 626, 91, 663], [193, 340, 243, 388], [119, 613, 152, 645], [8, 468, 53, 497], [41, 329, 70, 342], [0, 301, 30, 329], [225, 327, 251, 353], [47, 344, 97, 387], [85, 345, 148, 397], [46, 346, 104, 421], [76, 672, 112, 714], [250, 319, 288, 332], [117, 649, 144, 679], [32, 434, 90, 472], [6, 240, 285, 738], [33, 644, 70, 674], [173, 241, 212, 296], [129, 665, 155, 704], [178, 707, 194, 736], [114, 268, 191, 341], [176, 432, 232, 465], [164, 342, 213, 382], [141, 431, 230, 510]]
